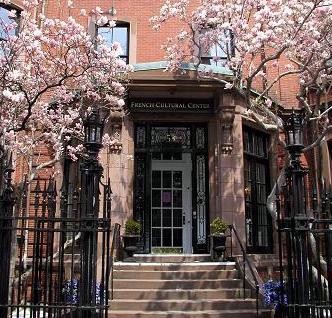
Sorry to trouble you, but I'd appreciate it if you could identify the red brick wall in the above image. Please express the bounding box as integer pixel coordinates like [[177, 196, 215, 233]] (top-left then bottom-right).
[[41, 0, 302, 109]]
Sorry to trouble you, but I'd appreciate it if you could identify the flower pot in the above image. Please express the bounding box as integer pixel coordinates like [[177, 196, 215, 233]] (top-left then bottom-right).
[[122, 234, 140, 259], [210, 233, 227, 261]]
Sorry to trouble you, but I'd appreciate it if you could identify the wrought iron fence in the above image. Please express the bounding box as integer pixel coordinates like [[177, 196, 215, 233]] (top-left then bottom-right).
[[0, 148, 113, 318], [277, 209, 332, 317], [276, 111, 332, 318]]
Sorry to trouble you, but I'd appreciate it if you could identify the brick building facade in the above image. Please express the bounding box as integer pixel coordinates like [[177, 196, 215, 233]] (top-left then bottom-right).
[[3, 0, 331, 256]]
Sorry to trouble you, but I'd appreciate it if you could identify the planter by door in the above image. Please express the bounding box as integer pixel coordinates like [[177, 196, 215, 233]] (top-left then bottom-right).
[[122, 235, 140, 258], [210, 234, 227, 261]]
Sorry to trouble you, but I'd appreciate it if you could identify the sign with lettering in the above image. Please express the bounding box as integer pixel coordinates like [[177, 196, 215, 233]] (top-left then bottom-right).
[[128, 99, 214, 113]]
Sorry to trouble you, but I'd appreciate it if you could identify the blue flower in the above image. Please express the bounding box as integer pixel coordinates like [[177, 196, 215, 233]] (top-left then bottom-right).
[[62, 279, 79, 304], [262, 280, 287, 309], [62, 280, 106, 305]]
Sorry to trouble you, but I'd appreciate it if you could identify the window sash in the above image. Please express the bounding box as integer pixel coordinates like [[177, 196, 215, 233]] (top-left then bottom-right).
[[0, 4, 20, 41], [97, 23, 129, 63], [199, 29, 234, 66]]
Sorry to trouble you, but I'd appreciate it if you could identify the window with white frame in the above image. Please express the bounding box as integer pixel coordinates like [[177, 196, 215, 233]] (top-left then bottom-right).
[[200, 29, 234, 67], [97, 21, 130, 64], [0, 4, 19, 41]]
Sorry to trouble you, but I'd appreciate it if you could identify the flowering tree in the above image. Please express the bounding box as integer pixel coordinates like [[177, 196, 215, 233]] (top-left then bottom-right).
[[151, 0, 332, 280], [0, 0, 129, 179], [151, 0, 332, 219], [151, 0, 332, 141]]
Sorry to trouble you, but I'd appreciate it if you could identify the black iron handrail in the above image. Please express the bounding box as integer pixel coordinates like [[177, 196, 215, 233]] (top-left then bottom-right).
[[110, 223, 121, 300], [230, 224, 260, 318]]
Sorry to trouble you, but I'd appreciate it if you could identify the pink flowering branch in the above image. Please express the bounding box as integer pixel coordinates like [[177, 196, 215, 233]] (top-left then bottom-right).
[[0, 0, 130, 175]]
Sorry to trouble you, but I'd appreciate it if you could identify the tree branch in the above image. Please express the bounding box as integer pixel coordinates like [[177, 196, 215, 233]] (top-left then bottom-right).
[[303, 125, 332, 152]]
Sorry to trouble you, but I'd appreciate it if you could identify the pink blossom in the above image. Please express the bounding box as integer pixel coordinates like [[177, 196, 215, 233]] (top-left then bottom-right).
[[0, 0, 129, 170]]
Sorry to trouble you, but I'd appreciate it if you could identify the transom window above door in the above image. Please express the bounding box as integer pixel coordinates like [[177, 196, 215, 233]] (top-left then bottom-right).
[[152, 152, 182, 160], [151, 127, 191, 149]]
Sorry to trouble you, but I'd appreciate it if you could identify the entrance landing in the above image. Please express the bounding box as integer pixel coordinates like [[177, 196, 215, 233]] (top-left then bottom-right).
[[131, 253, 213, 263]]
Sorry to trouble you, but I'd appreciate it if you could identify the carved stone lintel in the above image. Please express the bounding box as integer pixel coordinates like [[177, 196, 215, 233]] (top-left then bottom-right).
[[220, 105, 236, 155]]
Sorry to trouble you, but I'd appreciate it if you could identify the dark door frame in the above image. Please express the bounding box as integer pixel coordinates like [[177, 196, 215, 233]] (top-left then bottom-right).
[[133, 122, 209, 254]]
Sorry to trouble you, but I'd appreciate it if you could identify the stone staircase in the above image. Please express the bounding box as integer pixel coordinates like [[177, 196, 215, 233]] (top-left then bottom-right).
[[109, 254, 272, 318]]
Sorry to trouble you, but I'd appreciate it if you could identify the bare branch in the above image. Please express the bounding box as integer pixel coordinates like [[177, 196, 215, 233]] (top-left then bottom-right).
[[303, 125, 332, 152], [258, 69, 304, 100], [309, 105, 332, 121], [29, 157, 59, 182]]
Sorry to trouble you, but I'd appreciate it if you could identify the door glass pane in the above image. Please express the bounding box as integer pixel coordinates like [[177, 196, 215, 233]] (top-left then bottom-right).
[[152, 209, 161, 227], [152, 171, 161, 188], [173, 190, 182, 208], [163, 152, 172, 160], [152, 152, 161, 160], [173, 171, 182, 188], [152, 190, 161, 207], [162, 209, 172, 227], [162, 190, 172, 207], [173, 229, 182, 247], [163, 171, 172, 188], [173, 152, 182, 160], [152, 228, 161, 246], [163, 229, 172, 246]]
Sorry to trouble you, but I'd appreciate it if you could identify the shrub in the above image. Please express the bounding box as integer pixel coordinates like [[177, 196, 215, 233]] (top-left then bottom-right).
[[210, 217, 228, 235], [124, 219, 141, 235]]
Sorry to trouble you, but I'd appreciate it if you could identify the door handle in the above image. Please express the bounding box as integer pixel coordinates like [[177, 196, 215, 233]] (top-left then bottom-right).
[[183, 215, 185, 225]]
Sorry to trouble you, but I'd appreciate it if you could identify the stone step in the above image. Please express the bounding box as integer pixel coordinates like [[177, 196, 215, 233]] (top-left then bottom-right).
[[132, 254, 212, 263], [113, 269, 238, 280], [112, 288, 251, 300], [113, 279, 243, 289], [109, 309, 272, 318], [110, 299, 259, 311], [114, 262, 236, 272]]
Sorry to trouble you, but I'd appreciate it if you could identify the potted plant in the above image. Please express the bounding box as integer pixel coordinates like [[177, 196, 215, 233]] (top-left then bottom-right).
[[122, 219, 141, 259], [210, 217, 229, 261]]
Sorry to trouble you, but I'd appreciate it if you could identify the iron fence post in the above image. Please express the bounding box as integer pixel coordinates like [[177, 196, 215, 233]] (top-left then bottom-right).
[[80, 110, 105, 318], [283, 110, 310, 318], [0, 155, 15, 318]]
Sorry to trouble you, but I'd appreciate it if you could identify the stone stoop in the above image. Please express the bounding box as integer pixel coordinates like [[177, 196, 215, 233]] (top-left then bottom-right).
[[250, 254, 284, 281], [109, 254, 272, 318]]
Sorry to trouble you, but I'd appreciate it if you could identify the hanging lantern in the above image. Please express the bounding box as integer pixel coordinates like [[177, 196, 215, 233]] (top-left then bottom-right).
[[283, 109, 304, 148], [83, 110, 104, 152]]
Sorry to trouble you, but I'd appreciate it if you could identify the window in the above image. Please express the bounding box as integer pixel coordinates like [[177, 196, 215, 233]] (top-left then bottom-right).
[[243, 127, 273, 253], [97, 22, 130, 63], [200, 29, 234, 67], [0, 4, 19, 41]]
